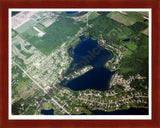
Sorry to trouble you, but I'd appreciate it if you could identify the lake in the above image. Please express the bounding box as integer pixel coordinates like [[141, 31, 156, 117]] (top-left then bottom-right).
[[78, 108, 148, 115], [91, 107, 148, 115], [70, 35, 113, 69], [41, 109, 54, 115], [65, 11, 79, 14], [62, 35, 113, 91], [65, 67, 113, 91]]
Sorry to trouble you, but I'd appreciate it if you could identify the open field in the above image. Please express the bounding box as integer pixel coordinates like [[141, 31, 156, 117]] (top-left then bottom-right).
[[12, 11, 37, 29], [88, 12, 100, 20], [22, 27, 39, 36], [21, 17, 80, 55], [16, 19, 37, 34], [107, 12, 145, 26]]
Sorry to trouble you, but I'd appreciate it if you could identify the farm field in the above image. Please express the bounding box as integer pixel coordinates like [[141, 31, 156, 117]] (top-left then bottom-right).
[[21, 17, 81, 55], [107, 12, 145, 26], [16, 19, 37, 34]]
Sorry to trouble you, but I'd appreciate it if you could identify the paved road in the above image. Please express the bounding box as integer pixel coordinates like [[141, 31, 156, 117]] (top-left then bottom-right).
[[12, 60, 70, 114]]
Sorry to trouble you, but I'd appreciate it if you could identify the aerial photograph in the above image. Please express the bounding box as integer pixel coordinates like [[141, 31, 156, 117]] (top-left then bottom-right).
[[10, 10, 150, 116]]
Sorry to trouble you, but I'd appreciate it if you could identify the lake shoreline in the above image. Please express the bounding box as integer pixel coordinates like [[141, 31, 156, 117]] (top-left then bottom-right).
[[62, 35, 114, 91]]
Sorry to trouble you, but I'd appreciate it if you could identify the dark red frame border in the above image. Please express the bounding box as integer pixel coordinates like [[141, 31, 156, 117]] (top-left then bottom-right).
[[0, 0, 160, 128]]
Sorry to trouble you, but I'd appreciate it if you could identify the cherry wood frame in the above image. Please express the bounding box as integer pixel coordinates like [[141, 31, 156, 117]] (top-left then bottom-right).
[[0, 0, 160, 128]]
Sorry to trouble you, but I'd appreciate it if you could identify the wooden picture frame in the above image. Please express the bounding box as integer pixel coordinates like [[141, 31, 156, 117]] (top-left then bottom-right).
[[0, 0, 160, 127]]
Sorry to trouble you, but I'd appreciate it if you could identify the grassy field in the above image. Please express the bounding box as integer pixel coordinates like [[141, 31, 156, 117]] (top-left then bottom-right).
[[105, 26, 133, 43], [107, 12, 145, 26], [22, 17, 80, 55], [16, 19, 37, 34], [123, 41, 137, 51], [22, 27, 39, 37], [35, 23, 46, 31], [88, 15, 122, 39], [88, 12, 100, 20], [42, 102, 53, 110]]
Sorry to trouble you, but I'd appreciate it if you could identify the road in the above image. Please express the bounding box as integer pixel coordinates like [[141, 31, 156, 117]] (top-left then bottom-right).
[[12, 60, 70, 114]]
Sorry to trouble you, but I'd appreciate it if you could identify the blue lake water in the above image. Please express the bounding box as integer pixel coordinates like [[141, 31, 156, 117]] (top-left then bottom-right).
[[65, 11, 78, 14], [41, 109, 54, 115], [91, 107, 148, 115], [78, 108, 148, 115], [59, 35, 148, 115], [122, 38, 130, 42], [72, 35, 113, 68], [144, 19, 148, 22], [65, 67, 113, 91], [62, 35, 113, 91]]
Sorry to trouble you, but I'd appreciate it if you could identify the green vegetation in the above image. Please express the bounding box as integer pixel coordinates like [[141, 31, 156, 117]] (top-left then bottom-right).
[[123, 41, 137, 51], [41, 102, 53, 110], [11, 64, 37, 108], [21, 17, 80, 55], [12, 29, 18, 38], [96, 13, 148, 79], [22, 27, 39, 37], [20, 50, 33, 59], [13, 56, 26, 69], [12, 96, 37, 115], [119, 34, 148, 78], [24, 45, 32, 50], [35, 23, 46, 31], [14, 44, 33, 59], [105, 26, 133, 44], [108, 12, 144, 26], [120, 104, 128, 109], [131, 79, 148, 92], [88, 12, 100, 20], [110, 85, 125, 93], [12, 67, 44, 115], [12, 65, 23, 97], [97, 12, 111, 15], [88, 15, 121, 39], [16, 19, 36, 34], [129, 22, 147, 34], [12, 98, 25, 115], [15, 44, 21, 50]]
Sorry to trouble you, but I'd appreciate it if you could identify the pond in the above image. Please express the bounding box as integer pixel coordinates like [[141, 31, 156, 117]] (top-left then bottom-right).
[[41, 109, 54, 115]]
